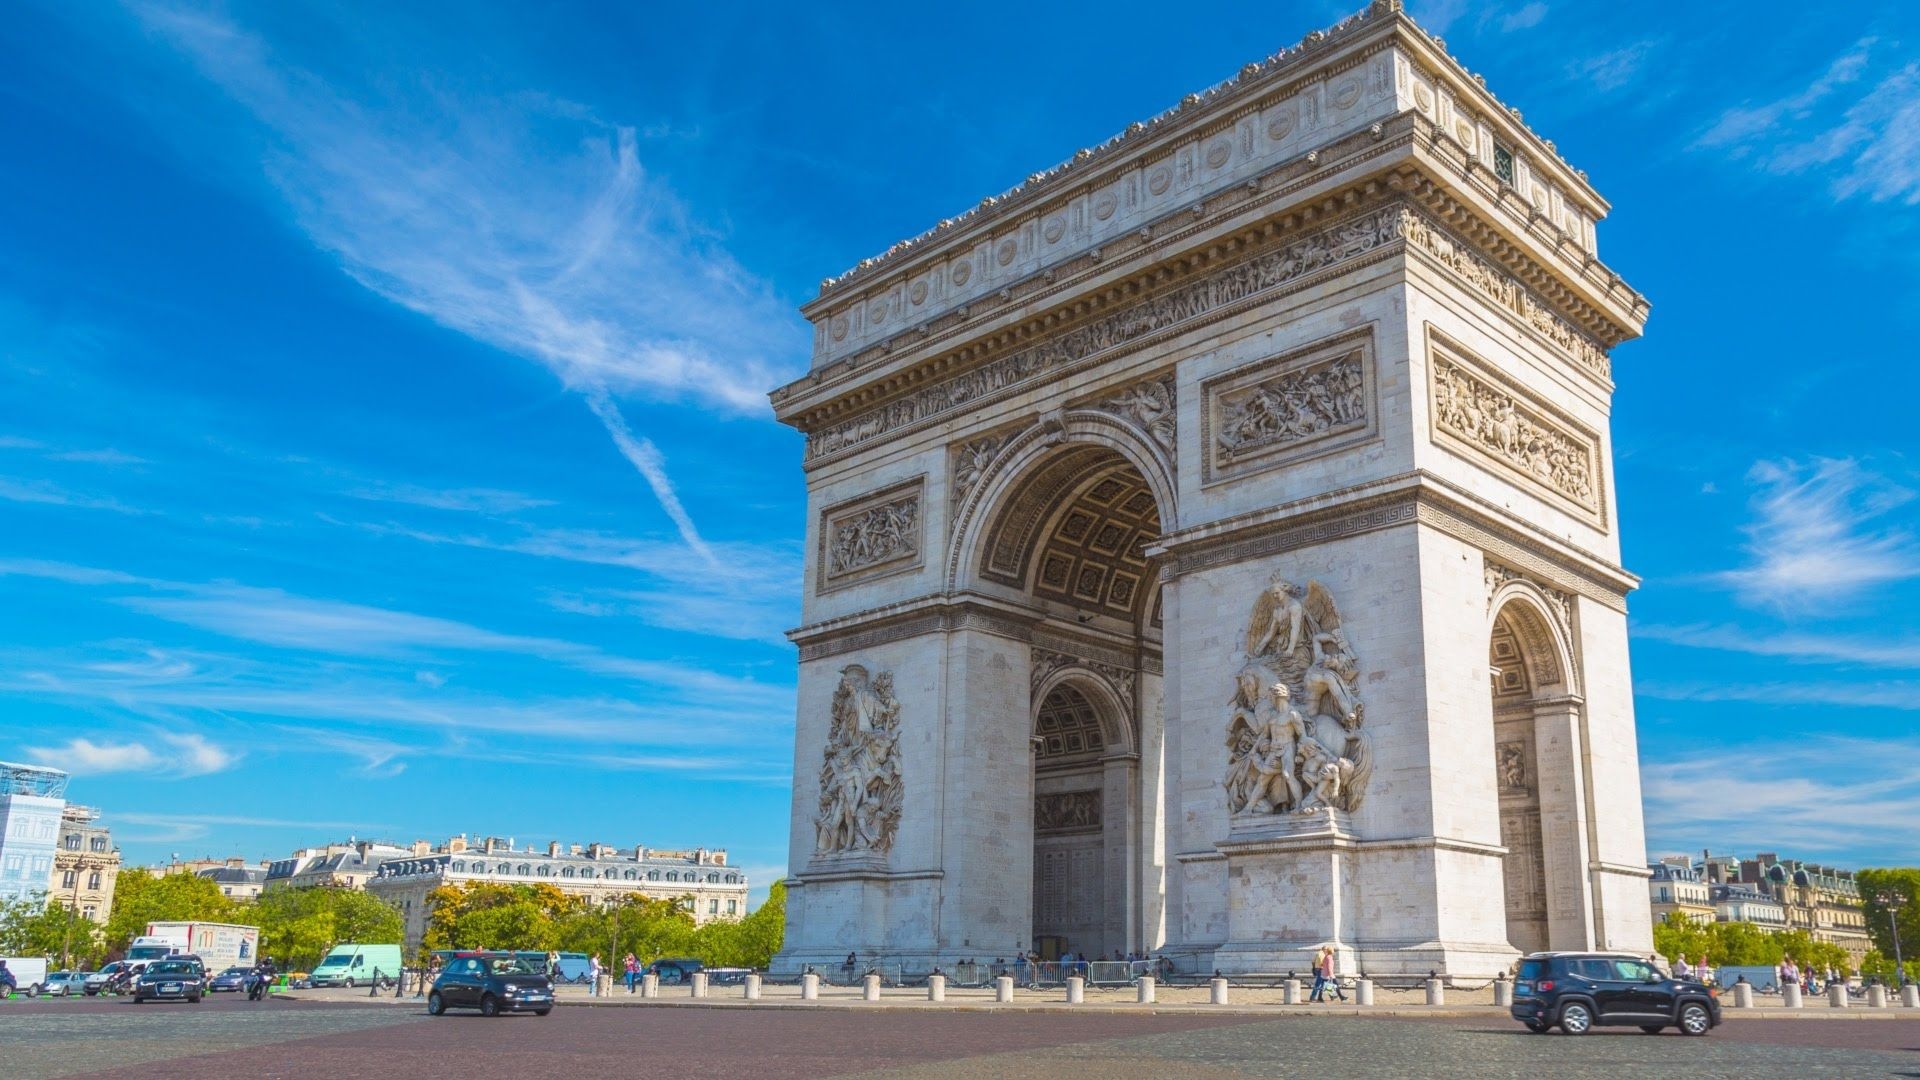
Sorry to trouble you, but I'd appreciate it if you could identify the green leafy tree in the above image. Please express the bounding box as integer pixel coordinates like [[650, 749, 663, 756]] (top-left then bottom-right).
[[0, 893, 105, 968], [104, 871, 237, 958], [250, 887, 405, 971], [1858, 868, 1920, 971], [1861, 949, 1920, 984]]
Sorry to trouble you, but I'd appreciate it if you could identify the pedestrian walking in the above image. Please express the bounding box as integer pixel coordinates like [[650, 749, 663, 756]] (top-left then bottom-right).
[[1695, 955, 1713, 986], [589, 955, 602, 996], [1672, 955, 1691, 980], [623, 953, 640, 993], [1309, 945, 1346, 1002]]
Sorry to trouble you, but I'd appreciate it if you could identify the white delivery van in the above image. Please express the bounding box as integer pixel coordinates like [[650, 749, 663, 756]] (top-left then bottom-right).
[[310, 944, 404, 987]]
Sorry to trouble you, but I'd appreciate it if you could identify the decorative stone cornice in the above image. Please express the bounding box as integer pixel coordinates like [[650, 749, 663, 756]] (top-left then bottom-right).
[[806, 0, 1607, 310]]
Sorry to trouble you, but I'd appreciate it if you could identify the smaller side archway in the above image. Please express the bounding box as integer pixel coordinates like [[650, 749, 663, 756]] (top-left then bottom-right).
[[1487, 583, 1597, 955], [1029, 672, 1137, 962]]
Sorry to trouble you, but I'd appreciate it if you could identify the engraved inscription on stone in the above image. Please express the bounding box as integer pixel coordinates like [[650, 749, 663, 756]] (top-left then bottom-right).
[[1430, 338, 1602, 518]]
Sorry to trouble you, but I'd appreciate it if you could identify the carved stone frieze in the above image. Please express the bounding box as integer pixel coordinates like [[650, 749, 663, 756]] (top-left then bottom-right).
[[1088, 375, 1177, 465], [1402, 211, 1610, 381], [1034, 790, 1102, 832], [806, 205, 1405, 461], [1203, 330, 1375, 483], [814, 664, 904, 858], [1430, 337, 1602, 519], [820, 479, 923, 588]]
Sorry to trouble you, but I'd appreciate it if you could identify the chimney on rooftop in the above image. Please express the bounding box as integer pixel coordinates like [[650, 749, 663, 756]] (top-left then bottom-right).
[[547, 841, 561, 858], [448, 835, 468, 854]]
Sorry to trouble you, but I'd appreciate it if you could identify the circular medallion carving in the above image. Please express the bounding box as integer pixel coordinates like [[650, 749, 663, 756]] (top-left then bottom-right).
[[1454, 119, 1475, 149], [868, 302, 887, 324], [1266, 109, 1296, 141], [996, 238, 1017, 266], [1147, 166, 1172, 196], [1043, 215, 1066, 244], [1205, 138, 1233, 169], [1331, 76, 1363, 109], [1093, 193, 1118, 221], [951, 261, 972, 287], [908, 280, 928, 305], [1413, 83, 1434, 113], [829, 315, 848, 342]]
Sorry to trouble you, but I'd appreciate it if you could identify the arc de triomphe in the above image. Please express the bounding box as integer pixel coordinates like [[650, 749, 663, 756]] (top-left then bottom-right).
[[770, 0, 1654, 975]]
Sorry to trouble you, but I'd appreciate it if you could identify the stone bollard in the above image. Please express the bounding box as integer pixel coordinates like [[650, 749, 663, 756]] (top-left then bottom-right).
[[1904, 984, 1919, 1009], [690, 972, 709, 998], [641, 973, 660, 999], [1493, 977, 1512, 1007], [1782, 982, 1802, 1008], [1356, 978, 1374, 1006], [1210, 976, 1229, 1005], [1425, 977, 1444, 1006], [1067, 975, 1085, 1004], [1868, 984, 1887, 1008], [863, 973, 881, 1002], [800, 973, 820, 1001], [1137, 976, 1156, 1004], [995, 975, 1014, 1003], [744, 974, 762, 1001], [927, 974, 946, 1002], [1282, 978, 1301, 1004], [1828, 982, 1848, 1008], [1733, 982, 1753, 1009]]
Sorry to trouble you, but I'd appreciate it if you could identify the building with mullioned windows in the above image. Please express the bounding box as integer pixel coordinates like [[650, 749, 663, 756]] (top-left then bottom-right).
[[364, 836, 749, 953], [0, 761, 68, 906], [48, 805, 120, 925]]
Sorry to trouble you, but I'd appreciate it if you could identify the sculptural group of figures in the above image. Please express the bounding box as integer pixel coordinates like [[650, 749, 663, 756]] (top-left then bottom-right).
[[828, 499, 918, 575], [1217, 356, 1366, 457], [815, 664, 904, 855], [1433, 361, 1594, 504], [1225, 576, 1374, 817]]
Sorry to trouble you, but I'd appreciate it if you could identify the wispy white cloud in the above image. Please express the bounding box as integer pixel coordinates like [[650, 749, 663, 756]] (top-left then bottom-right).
[[1568, 40, 1656, 93], [1638, 678, 1920, 712], [114, 811, 395, 844], [1715, 458, 1918, 608], [1, 556, 787, 704], [341, 483, 553, 515], [1501, 3, 1548, 33], [1642, 737, 1920, 861], [0, 476, 142, 514], [1635, 622, 1920, 669], [1697, 38, 1920, 205], [125, 2, 806, 557], [24, 731, 238, 778]]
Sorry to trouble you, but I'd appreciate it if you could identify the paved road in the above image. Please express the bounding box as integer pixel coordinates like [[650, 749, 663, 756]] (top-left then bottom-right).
[[3, 996, 1915, 1078]]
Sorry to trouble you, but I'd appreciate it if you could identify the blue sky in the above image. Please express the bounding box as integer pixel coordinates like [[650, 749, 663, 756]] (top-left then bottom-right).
[[2, 1, 1916, 896]]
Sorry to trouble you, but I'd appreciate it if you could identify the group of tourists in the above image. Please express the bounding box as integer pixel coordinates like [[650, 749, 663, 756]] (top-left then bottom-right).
[[1776, 955, 1848, 994], [1671, 954, 1715, 985]]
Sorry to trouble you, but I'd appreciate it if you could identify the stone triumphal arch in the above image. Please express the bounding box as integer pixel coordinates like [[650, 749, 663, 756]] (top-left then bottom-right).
[[771, 0, 1654, 975]]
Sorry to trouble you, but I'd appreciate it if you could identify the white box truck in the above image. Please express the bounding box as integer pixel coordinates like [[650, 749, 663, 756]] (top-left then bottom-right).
[[133, 921, 261, 972]]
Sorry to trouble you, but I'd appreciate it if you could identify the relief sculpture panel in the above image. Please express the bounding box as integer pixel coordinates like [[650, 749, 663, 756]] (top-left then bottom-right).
[[1203, 330, 1374, 483], [819, 479, 923, 589], [1429, 333, 1603, 522], [1224, 577, 1374, 819], [814, 664, 903, 858]]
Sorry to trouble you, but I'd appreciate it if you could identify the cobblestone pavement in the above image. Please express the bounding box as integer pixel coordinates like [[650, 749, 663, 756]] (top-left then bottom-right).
[[3, 995, 1915, 1079]]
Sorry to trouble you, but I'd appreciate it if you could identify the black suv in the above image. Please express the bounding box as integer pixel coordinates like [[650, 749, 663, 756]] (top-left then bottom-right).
[[427, 954, 553, 1017], [1511, 952, 1720, 1036]]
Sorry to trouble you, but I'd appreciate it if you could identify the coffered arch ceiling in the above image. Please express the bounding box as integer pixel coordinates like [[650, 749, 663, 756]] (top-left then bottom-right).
[[981, 446, 1162, 630]]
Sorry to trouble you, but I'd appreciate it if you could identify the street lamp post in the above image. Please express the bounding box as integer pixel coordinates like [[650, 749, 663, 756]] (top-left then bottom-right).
[[1878, 893, 1906, 987]]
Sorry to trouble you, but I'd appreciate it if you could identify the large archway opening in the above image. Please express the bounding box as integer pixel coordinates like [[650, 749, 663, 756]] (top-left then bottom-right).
[[977, 442, 1164, 963], [1489, 607, 1550, 955]]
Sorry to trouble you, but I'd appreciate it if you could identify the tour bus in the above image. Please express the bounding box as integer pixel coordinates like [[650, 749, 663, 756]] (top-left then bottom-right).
[[310, 944, 405, 987]]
